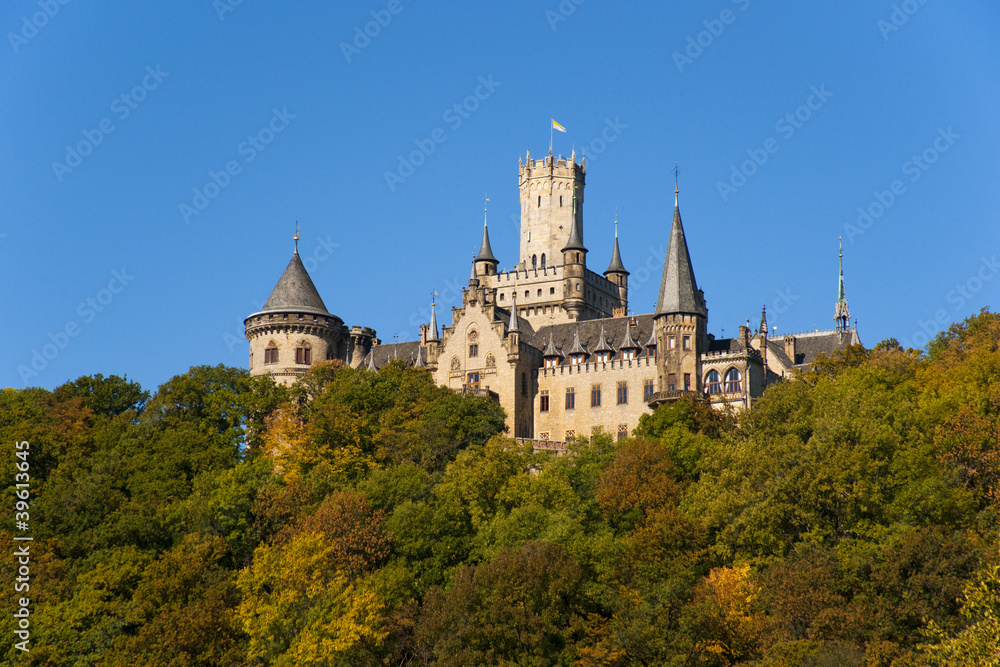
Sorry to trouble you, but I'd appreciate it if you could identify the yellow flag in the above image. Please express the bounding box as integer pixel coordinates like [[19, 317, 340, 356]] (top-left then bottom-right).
[[551, 119, 567, 133]]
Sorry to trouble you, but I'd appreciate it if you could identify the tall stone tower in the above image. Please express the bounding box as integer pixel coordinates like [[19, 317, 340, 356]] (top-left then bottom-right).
[[518, 149, 585, 269], [244, 236, 349, 387], [653, 188, 708, 397]]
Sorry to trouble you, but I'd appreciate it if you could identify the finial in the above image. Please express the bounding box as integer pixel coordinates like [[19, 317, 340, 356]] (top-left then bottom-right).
[[838, 235, 843, 258], [294, 221, 300, 254], [614, 208, 619, 238], [483, 195, 489, 228], [431, 290, 437, 306], [673, 163, 680, 206]]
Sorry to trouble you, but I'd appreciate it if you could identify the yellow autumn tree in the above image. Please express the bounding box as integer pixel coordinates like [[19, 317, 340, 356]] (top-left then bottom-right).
[[236, 531, 386, 665]]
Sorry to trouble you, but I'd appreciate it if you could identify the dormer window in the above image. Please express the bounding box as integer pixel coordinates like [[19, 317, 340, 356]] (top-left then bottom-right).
[[621, 349, 636, 361], [571, 353, 584, 365], [595, 351, 610, 363], [544, 357, 559, 369], [647, 345, 657, 358]]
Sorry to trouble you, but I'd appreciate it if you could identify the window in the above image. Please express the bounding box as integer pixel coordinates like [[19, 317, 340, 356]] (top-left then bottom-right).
[[559, 196, 563, 207], [571, 353, 584, 365], [467, 372, 480, 389], [566, 387, 575, 410], [500, 293, 505, 301], [532, 255, 537, 269], [591, 384, 601, 407], [647, 345, 656, 358], [538, 195, 541, 207], [668, 373, 676, 391], [668, 336, 676, 349], [724, 369, 742, 393], [525, 290, 530, 299], [521, 372, 528, 397], [643, 379, 654, 401], [295, 346, 312, 365], [264, 345, 278, 364], [576, 283, 581, 292], [469, 344, 479, 358], [596, 351, 610, 363], [621, 348, 636, 361], [541, 253, 546, 268], [617, 382, 628, 405], [565, 430, 575, 440], [544, 357, 559, 369], [684, 373, 691, 391], [617, 424, 628, 441], [706, 370, 722, 395], [539, 391, 549, 412], [537, 289, 542, 297], [540, 432, 550, 440], [683, 335, 691, 350], [550, 287, 555, 295]]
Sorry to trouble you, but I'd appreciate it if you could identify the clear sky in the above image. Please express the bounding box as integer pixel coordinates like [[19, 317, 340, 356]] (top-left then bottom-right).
[[2, 1, 998, 392]]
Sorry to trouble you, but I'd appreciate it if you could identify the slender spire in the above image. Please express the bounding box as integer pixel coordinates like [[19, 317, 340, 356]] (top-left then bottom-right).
[[543, 332, 562, 359], [655, 173, 706, 317], [469, 255, 479, 286], [605, 209, 628, 276], [835, 236, 851, 332], [620, 319, 640, 350], [759, 304, 768, 336], [593, 325, 615, 354], [561, 185, 586, 253], [414, 344, 426, 368], [429, 292, 439, 340], [567, 327, 589, 356], [508, 290, 521, 332], [365, 348, 377, 371], [475, 198, 498, 264]]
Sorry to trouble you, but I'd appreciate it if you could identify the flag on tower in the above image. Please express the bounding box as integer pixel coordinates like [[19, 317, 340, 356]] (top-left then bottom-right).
[[551, 119, 567, 133]]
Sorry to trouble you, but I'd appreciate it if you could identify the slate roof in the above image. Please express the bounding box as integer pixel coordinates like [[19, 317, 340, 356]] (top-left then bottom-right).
[[475, 223, 498, 264], [256, 251, 332, 316], [655, 200, 706, 317], [605, 235, 628, 275], [367, 341, 423, 369], [772, 329, 861, 367], [531, 314, 656, 366]]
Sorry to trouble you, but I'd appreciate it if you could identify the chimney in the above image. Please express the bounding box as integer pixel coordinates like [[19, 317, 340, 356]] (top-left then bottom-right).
[[419, 324, 428, 346], [739, 325, 750, 347], [784, 335, 796, 363]]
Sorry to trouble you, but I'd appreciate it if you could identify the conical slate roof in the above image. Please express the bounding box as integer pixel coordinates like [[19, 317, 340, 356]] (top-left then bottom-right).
[[655, 197, 706, 317], [620, 321, 640, 350], [543, 332, 562, 358], [508, 292, 521, 332], [605, 234, 628, 275], [561, 189, 587, 253], [567, 328, 589, 356], [475, 223, 498, 264], [429, 301, 440, 340], [593, 326, 615, 353], [645, 327, 657, 348], [260, 251, 331, 316]]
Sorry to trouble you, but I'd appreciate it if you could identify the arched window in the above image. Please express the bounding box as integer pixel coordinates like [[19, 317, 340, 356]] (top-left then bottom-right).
[[295, 342, 312, 365], [540, 253, 546, 268], [264, 341, 278, 365], [723, 368, 742, 393], [532, 255, 537, 269], [705, 370, 721, 395]]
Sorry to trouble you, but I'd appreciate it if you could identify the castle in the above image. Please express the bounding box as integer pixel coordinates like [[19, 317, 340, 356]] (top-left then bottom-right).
[[244, 149, 860, 442]]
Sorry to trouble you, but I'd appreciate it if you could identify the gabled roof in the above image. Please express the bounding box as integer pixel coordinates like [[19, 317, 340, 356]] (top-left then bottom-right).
[[258, 251, 332, 316], [655, 197, 706, 317]]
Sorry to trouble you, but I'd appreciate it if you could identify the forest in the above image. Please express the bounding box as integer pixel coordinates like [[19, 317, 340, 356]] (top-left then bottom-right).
[[2, 310, 999, 666]]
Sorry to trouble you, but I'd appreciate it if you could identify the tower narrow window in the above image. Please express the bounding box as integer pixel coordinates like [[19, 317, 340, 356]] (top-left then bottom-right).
[[469, 344, 479, 358], [538, 195, 541, 207], [532, 255, 537, 269], [541, 253, 546, 268], [683, 335, 691, 350], [559, 196, 563, 207]]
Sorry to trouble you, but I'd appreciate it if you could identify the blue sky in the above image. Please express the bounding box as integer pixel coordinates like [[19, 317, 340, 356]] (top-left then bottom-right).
[[2, 1, 998, 392]]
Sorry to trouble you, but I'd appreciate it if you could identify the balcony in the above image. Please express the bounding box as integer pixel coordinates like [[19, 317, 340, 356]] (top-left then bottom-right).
[[646, 389, 705, 407], [460, 385, 500, 403]]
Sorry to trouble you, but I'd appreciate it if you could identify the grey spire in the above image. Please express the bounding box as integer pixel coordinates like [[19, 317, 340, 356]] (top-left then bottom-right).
[[645, 327, 657, 349], [605, 211, 628, 275], [260, 250, 331, 316], [365, 349, 377, 371], [475, 198, 498, 264], [620, 320, 640, 350], [759, 304, 768, 336], [567, 328, 589, 356], [593, 325, 615, 354], [414, 345, 426, 368], [508, 291, 521, 332], [835, 237, 850, 332], [655, 190, 706, 317], [429, 297, 439, 340], [543, 332, 562, 358], [561, 186, 587, 253], [469, 256, 479, 286]]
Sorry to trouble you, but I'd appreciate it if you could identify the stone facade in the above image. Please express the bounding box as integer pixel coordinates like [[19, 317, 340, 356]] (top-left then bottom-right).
[[248, 149, 861, 437]]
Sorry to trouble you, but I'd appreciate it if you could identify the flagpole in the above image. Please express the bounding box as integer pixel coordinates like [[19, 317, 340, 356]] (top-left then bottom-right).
[[549, 121, 553, 155]]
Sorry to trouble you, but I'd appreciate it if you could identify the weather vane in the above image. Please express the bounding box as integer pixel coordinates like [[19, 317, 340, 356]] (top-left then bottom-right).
[[294, 220, 300, 253]]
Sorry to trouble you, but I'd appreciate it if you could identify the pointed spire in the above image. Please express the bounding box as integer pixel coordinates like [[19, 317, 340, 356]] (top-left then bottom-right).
[[414, 345, 426, 368], [620, 319, 640, 350], [593, 325, 615, 354], [605, 209, 628, 276], [475, 196, 498, 264], [760, 304, 768, 336], [469, 255, 479, 286], [561, 185, 587, 253], [543, 332, 562, 359], [567, 328, 589, 356], [365, 348, 377, 371], [645, 326, 657, 349], [429, 293, 439, 340], [508, 290, 521, 332], [293, 221, 300, 254], [655, 176, 706, 317], [835, 236, 851, 332]]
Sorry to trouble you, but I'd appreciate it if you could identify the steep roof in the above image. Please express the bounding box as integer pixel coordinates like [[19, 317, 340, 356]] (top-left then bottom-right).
[[258, 251, 332, 316], [605, 233, 628, 275], [567, 328, 589, 356], [475, 223, 498, 264], [655, 197, 706, 317], [561, 189, 587, 253]]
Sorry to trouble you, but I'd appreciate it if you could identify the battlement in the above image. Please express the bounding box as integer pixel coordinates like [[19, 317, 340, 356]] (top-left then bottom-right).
[[539, 356, 655, 379], [518, 151, 586, 177]]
